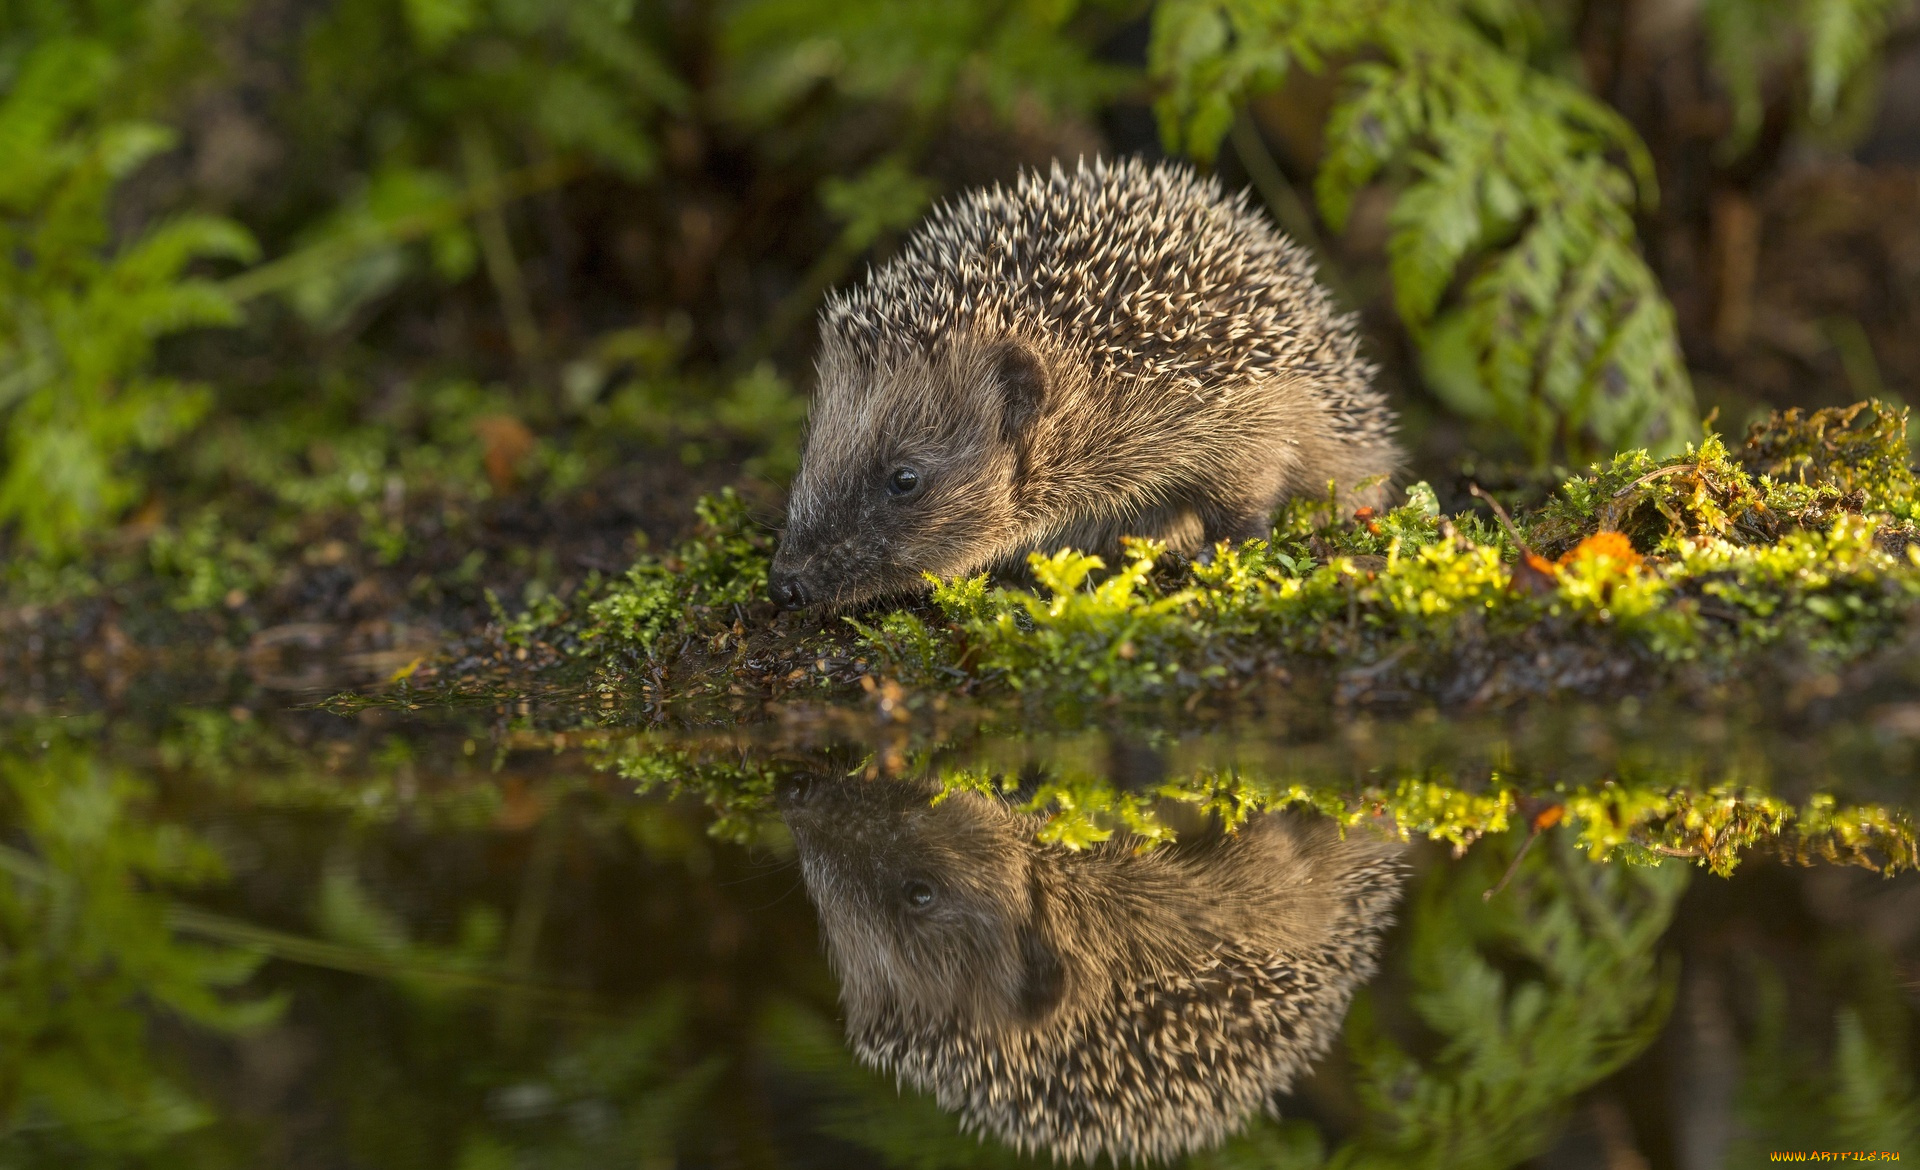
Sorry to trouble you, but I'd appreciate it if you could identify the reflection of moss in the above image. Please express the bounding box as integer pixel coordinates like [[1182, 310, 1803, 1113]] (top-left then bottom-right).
[[148, 702, 1920, 878], [603, 736, 789, 847], [946, 768, 1912, 876], [596, 729, 1916, 876]]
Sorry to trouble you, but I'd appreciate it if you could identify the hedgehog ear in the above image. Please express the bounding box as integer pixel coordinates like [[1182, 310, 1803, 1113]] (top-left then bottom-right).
[[1015, 924, 1065, 1022], [993, 341, 1048, 446]]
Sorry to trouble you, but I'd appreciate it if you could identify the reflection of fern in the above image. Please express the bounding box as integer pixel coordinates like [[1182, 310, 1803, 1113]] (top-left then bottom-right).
[[463, 993, 724, 1170], [1192, 830, 1688, 1170], [0, 734, 277, 1162], [1152, 0, 1694, 464], [1730, 960, 1920, 1158], [1831, 1007, 1920, 1149], [1334, 831, 1684, 1166]]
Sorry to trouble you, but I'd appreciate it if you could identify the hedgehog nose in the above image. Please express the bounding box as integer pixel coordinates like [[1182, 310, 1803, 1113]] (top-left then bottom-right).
[[769, 572, 809, 610], [775, 773, 819, 810]]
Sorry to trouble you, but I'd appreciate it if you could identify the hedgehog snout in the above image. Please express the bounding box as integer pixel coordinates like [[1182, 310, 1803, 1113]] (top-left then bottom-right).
[[770, 528, 907, 610], [768, 568, 809, 610], [767, 539, 817, 609]]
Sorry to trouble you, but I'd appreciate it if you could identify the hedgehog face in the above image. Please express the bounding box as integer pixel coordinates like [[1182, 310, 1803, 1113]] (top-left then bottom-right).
[[778, 777, 1065, 1032], [768, 338, 1049, 610]]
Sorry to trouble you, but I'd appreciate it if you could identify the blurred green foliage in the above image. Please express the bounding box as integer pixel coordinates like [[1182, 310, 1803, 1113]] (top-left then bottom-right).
[[720, 0, 1132, 121], [1706, 0, 1912, 149], [0, 36, 256, 556]]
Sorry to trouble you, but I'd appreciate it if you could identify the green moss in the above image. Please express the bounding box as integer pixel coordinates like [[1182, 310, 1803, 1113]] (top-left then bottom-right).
[[145, 507, 278, 612], [1738, 400, 1916, 513], [1526, 403, 1916, 556], [582, 488, 773, 657]]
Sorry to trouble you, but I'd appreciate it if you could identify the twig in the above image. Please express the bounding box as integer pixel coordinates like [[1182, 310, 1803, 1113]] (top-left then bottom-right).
[[1647, 843, 1704, 858], [462, 123, 546, 380], [1467, 483, 1531, 551], [497, 800, 569, 1042], [1483, 804, 1564, 901], [1615, 463, 1698, 496]]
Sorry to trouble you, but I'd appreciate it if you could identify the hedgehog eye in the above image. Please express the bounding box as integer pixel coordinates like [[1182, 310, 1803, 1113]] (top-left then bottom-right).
[[901, 879, 936, 909], [886, 466, 922, 498]]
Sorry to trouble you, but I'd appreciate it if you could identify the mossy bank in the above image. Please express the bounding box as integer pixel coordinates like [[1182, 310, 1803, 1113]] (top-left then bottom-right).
[[418, 400, 1920, 720]]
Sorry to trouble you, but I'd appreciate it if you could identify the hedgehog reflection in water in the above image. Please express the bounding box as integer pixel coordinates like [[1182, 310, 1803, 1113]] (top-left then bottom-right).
[[779, 778, 1408, 1163]]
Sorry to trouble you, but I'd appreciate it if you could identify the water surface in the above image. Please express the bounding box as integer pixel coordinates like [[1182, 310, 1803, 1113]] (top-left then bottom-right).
[[3, 676, 1916, 1168]]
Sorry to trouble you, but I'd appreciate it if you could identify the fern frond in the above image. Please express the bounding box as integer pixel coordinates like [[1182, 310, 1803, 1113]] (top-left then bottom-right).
[[1152, 0, 1693, 463], [1804, 0, 1910, 120], [1704, 0, 1913, 151]]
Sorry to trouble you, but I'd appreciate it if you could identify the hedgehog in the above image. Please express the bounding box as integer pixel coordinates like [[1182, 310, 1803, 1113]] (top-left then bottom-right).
[[767, 156, 1398, 610], [777, 776, 1408, 1163]]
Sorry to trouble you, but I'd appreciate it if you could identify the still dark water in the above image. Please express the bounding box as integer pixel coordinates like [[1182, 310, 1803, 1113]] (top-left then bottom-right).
[[3, 676, 1917, 1168]]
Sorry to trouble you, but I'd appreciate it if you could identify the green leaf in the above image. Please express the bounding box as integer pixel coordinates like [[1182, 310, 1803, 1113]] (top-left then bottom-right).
[[404, 0, 481, 51]]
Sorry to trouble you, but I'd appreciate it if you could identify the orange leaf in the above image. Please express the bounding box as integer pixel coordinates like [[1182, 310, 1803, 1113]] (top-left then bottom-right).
[[474, 414, 536, 493], [1559, 530, 1642, 570], [1511, 552, 1560, 595]]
